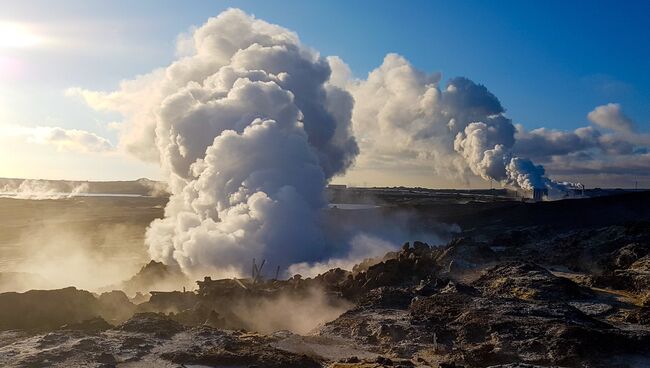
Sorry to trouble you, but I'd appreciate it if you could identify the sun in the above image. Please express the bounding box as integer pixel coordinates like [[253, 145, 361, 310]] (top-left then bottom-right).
[[0, 22, 43, 50]]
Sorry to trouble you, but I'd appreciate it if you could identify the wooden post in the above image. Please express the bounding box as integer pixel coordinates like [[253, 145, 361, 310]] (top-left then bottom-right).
[[433, 332, 438, 352]]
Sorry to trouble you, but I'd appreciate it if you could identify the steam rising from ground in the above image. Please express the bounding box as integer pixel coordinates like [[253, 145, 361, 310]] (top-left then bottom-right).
[[289, 210, 461, 278], [1, 221, 147, 292], [0, 179, 88, 200], [288, 233, 397, 277], [75, 9, 358, 278], [233, 287, 352, 334]]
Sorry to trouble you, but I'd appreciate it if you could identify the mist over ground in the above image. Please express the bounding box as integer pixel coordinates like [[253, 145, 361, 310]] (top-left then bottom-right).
[[0, 195, 162, 292]]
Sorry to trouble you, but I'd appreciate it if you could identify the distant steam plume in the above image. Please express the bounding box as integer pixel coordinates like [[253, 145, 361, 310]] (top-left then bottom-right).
[[335, 54, 579, 192], [0, 179, 88, 200]]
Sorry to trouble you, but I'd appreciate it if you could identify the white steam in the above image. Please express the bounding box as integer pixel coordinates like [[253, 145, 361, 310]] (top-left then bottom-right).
[[232, 287, 352, 334], [339, 54, 577, 191], [288, 233, 397, 278], [74, 9, 358, 278], [0, 179, 89, 200]]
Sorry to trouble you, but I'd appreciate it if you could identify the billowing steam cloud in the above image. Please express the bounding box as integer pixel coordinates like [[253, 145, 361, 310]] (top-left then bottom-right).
[[73, 9, 358, 278], [336, 54, 574, 191], [70, 9, 647, 278]]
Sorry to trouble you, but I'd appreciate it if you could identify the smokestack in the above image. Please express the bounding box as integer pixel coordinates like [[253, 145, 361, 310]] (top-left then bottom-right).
[[532, 188, 548, 202]]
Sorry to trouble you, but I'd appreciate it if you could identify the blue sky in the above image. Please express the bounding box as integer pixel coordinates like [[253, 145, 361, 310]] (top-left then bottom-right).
[[0, 0, 648, 183]]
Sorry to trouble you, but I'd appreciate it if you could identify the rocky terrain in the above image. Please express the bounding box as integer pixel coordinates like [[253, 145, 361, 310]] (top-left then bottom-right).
[[0, 192, 649, 367]]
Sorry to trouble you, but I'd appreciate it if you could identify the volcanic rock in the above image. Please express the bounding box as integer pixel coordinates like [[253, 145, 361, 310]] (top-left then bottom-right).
[[472, 262, 594, 301], [116, 260, 190, 295], [117, 312, 185, 338], [323, 260, 650, 367], [97, 290, 136, 324], [0, 287, 101, 331], [410, 286, 649, 366], [159, 329, 322, 368], [58, 317, 112, 332], [337, 241, 441, 300]]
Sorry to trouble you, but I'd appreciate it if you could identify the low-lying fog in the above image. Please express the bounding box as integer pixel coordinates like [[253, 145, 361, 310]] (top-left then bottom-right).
[[0, 192, 459, 294], [0, 195, 161, 293]]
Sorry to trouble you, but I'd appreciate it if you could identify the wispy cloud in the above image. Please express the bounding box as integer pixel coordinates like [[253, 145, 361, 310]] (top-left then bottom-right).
[[0, 124, 113, 153]]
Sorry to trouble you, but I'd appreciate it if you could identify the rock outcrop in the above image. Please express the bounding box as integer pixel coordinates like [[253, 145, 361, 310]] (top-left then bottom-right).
[[0, 287, 101, 331]]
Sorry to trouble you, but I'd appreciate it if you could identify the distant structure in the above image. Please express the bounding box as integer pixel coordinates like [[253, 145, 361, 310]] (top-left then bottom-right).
[[532, 188, 545, 201], [327, 184, 347, 190]]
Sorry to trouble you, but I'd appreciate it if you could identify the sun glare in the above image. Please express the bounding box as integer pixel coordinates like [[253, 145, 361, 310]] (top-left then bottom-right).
[[0, 22, 43, 50]]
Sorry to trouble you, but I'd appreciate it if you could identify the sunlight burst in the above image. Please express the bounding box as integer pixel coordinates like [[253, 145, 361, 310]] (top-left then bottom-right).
[[0, 22, 43, 50]]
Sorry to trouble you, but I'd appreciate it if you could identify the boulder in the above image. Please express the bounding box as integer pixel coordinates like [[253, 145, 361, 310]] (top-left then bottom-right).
[[472, 262, 593, 301]]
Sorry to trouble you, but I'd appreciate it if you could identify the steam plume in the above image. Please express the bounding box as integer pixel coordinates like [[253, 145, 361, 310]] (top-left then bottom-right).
[[338, 54, 577, 192], [75, 9, 358, 277]]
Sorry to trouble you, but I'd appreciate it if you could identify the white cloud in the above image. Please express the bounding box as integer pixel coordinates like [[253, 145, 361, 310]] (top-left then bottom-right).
[[545, 152, 650, 177], [0, 123, 113, 153], [587, 103, 635, 133], [29, 126, 113, 153], [513, 106, 650, 182]]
